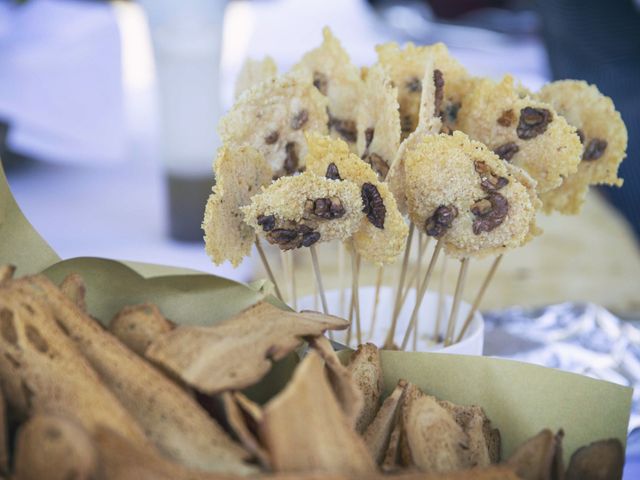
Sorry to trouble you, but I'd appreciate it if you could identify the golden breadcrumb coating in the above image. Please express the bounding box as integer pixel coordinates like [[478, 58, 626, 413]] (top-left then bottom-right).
[[234, 56, 278, 100], [304, 133, 409, 265], [293, 27, 363, 149], [203, 145, 272, 266], [375, 41, 470, 136], [457, 75, 582, 194], [405, 132, 540, 259], [356, 64, 401, 181], [219, 73, 328, 177], [242, 172, 364, 250], [537, 80, 627, 214]]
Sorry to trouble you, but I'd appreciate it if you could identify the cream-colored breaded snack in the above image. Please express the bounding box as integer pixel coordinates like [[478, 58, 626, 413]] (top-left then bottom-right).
[[234, 56, 278, 100], [386, 58, 443, 214], [405, 132, 540, 259], [457, 75, 583, 194], [537, 80, 627, 214], [375, 41, 470, 136], [242, 172, 364, 250], [203, 145, 272, 266], [356, 64, 401, 180], [219, 73, 328, 178], [305, 134, 408, 265], [293, 27, 362, 149]]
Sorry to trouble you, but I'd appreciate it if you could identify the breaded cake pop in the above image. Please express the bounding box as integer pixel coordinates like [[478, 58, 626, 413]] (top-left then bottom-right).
[[203, 145, 272, 266], [457, 75, 583, 194], [293, 27, 363, 150], [219, 73, 328, 178], [356, 64, 401, 180], [234, 56, 278, 99], [305, 134, 409, 265], [375, 41, 470, 136], [404, 132, 540, 259], [242, 172, 364, 250], [537, 80, 627, 214]]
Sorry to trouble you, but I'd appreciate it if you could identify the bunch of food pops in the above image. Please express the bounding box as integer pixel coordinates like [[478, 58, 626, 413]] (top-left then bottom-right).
[[203, 28, 628, 349]]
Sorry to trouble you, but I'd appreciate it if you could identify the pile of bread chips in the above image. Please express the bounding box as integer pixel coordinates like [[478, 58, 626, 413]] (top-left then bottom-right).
[[204, 27, 627, 267], [0, 265, 624, 479]]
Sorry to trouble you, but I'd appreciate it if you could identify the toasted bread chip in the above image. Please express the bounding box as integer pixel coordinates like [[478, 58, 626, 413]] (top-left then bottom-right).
[[438, 400, 501, 466], [348, 343, 383, 433], [243, 171, 364, 250], [305, 134, 408, 265], [381, 412, 404, 472], [203, 145, 272, 266], [507, 429, 564, 480], [537, 80, 627, 214], [59, 273, 87, 312], [259, 350, 377, 475], [386, 57, 443, 214], [0, 286, 148, 444], [356, 64, 401, 179], [0, 390, 7, 475], [375, 42, 470, 136], [8, 275, 252, 475], [219, 73, 328, 177], [457, 75, 582, 194], [148, 301, 348, 394], [109, 303, 174, 356], [405, 131, 539, 259], [14, 414, 98, 480], [235, 56, 278, 100], [222, 392, 271, 470], [309, 335, 364, 429], [403, 394, 470, 473], [0, 265, 15, 284], [566, 438, 624, 480], [293, 27, 362, 149], [364, 379, 407, 464]]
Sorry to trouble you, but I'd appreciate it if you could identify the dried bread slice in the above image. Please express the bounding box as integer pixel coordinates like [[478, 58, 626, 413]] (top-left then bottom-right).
[[59, 273, 87, 311], [347, 343, 383, 433], [8, 275, 252, 475], [109, 303, 175, 356], [219, 72, 328, 178], [363, 379, 407, 464], [259, 351, 377, 475], [293, 27, 363, 150], [537, 80, 627, 214], [234, 56, 278, 100], [0, 285, 148, 445], [242, 171, 364, 250], [203, 145, 272, 267], [457, 75, 582, 194], [305, 134, 408, 265], [507, 429, 564, 480], [147, 301, 348, 394]]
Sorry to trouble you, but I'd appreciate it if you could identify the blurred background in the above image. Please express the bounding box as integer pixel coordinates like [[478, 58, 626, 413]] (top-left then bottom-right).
[[1, 0, 639, 317]]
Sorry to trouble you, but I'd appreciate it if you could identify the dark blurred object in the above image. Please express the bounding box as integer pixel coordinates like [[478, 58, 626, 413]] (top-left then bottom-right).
[[537, 0, 640, 241], [167, 174, 213, 243]]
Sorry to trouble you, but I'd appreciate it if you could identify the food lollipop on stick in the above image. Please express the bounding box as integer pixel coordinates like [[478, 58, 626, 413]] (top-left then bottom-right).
[[356, 64, 401, 180], [234, 56, 278, 100], [293, 27, 363, 151], [375, 41, 470, 137], [457, 75, 583, 194], [402, 131, 540, 347], [243, 171, 365, 313], [536, 80, 627, 214], [219, 73, 328, 178]]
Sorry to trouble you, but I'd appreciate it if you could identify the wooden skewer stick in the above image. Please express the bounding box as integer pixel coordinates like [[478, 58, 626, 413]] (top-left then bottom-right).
[[444, 257, 470, 347], [384, 223, 415, 348], [369, 266, 384, 340], [412, 233, 427, 351], [456, 254, 503, 343], [433, 255, 448, 342], [254, 237, 284, 302], [309, 244, 329, 315], [279, 250, 290, 305], [352, 251, 363, 345], [289, 250, 298, 311], [400, 239, 444, 350], [338, 242, 346, 317]]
